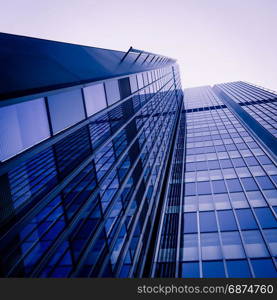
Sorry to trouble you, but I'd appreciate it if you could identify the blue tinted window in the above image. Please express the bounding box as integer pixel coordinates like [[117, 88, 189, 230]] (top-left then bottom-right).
[[227, 260, 251, 278], [105, 80, 120, 105], [255, 176, 275, 190], [0, 98, 50, 161], [251, 259, 277, 278], [186, 162, 195, 172], [185, 182, 196, 196], [244, 156, 259, 166], [218, 210, 237, 231], [182, 262, 200, 278], [48, 89, 85, 134], [197, 181, 211, 195], [236, 209, 258, 229], [201, 232, 222, 260], [212, 180, 227, 194], [208, 160, 220, 170], [184, 213, 198, 233], [202, 261, 225, 278], [196, 161, 208, 171], [220, 159, 233, 169], [226, 179, 243, 192], [258, 155, 272, 165], [241, 177, 259, 191], [232, 158, 246, 167], [221, 231, 245, 259], [242, 230, 269, 258], [254, 208, 277, 228], [200, 211, 217, 232], [83, 83, 107, 116]]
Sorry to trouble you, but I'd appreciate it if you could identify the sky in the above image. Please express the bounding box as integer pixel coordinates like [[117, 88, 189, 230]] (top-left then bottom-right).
[[0, 0, 276, 91]]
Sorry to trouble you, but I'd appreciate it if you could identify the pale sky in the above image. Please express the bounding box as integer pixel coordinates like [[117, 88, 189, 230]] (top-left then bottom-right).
[[0, 0, 276, 91]]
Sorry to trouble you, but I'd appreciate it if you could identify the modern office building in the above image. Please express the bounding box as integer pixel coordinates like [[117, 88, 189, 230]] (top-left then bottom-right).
[[0, 33, 183, 277], [151, 84, 277, 278], [0, 33, 276, 278]]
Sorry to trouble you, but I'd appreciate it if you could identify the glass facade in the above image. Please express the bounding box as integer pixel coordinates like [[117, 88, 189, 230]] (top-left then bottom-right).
[[0, 34, 276, 278], [151, 85, 277, 278], [0, 34, 183, 278]]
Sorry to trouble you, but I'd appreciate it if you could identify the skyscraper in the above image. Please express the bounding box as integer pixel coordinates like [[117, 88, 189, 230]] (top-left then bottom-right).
[[0, 33, 183, 277], [151, 83, 277, 278], [0, 33, 276, 278]]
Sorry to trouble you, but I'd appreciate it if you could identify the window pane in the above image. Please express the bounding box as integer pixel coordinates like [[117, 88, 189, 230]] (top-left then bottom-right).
[[182, 234, 199, 261], [236, 209, 258, 229], [197, 181, 211, 195], [105, 80, 120, 105], [213, 193, 231, 210], [241, 177, 259, 191], [263, 229, 277, 255], [83, 83, 107, 116], [0, 98, 50, 161], [251, 259, 277, 278], [255, 176, 275, 190], [199, 211, 217, 232], [218, 210, 237, 231], [201, 232, 222, 260], [226, 179, 243, 192], [182, 262, 200, 278], [202, 261, 225, 278], [48, 89, 85, 134], [118, 77, 131, 99], [254, 208, 277, 228], [229, 192, 249, 208], [212, 180, 227, 194], [242, 230, 269, 258], [226, 260, 251, 278], [184, 213, 197, 233], [221, 231, 245, 259]]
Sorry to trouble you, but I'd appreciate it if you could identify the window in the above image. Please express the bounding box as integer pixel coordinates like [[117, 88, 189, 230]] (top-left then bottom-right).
[[197, 181, 212, 195], [201, 232, 222, 260], [199, 211, 217, 232], [221, 231, 245, 259], [0, 98, 50, 161], [129, 76, 138, 93], [104, 80, 120, 105], [226, 179, 243, 192], [83, 83, 107, 116], [219, 159, 233, 169], [246, 191, 266, 207], [242, 230, 269, 258], [198, 195, 214, 211], [184, 213, 197, 233], [202, 261, 225, 278], [241, 177, 259, 191], [254, 208, 277, 228], [118, 77, 131, 99], [185, 182, 196, 196], [208, 160, 220, 170], [263, 229, 277, 255], [218, 210, 237, 231], [182, 234, 199, 261], [232, 158, 246, 167], [212, 180, 227, 194], [255, 176, 275, 190], [235, 209, 258, 229], [226, 260, 251, 278], [229, 192, 249, 208], [251, 259, 277, 278], [48, 89, 85, 134], [182, 262, 200, 278], [244, 156, 259, 166], [213, 193, 231, 210]]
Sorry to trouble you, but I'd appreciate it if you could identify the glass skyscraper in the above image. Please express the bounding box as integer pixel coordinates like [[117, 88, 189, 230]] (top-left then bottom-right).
[[0, 33, 276, 278]]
